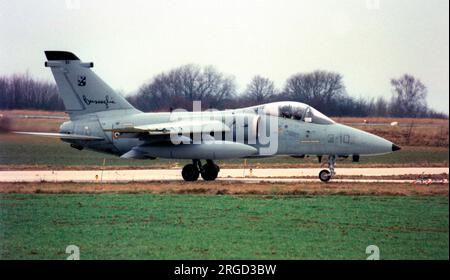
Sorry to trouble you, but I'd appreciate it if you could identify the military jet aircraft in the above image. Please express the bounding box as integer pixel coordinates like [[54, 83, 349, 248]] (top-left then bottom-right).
[[17, 51, 401, 182]]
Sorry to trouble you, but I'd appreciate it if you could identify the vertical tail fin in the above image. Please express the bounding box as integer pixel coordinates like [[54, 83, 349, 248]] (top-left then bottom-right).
[[44, 51, 139, 118]]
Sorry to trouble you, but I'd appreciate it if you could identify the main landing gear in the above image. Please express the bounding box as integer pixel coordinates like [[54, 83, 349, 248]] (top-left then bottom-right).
[[181, 159, 220, 181], [319, 155, 336, 182]]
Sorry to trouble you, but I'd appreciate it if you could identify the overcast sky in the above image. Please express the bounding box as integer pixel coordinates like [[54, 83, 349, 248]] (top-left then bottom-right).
[[0, 0, 448, 113]]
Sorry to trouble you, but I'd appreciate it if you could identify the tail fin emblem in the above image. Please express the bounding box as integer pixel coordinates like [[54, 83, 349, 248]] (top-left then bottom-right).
[[77, 76, 86, 86]]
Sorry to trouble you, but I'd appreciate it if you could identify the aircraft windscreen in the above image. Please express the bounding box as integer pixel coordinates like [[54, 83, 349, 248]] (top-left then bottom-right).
[[263, 102, 335, 125], [308, 107, 335, 124]]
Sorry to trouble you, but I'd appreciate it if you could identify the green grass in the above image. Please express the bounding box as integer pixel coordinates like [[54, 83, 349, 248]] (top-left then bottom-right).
[[0, 134, 448, 167], [0, 135, 178, 166], [0, 194, 448, 259]]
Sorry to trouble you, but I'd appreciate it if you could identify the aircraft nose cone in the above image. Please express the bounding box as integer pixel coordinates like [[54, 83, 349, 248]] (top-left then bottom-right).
[[392, 144, 401, 152]]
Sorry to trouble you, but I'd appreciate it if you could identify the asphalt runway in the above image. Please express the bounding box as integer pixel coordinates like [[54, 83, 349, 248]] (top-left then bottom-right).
[[0, 167, 447, 183]]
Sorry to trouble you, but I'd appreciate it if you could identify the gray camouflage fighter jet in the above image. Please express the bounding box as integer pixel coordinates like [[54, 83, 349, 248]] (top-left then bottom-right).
[[17, 51, 401, 182]]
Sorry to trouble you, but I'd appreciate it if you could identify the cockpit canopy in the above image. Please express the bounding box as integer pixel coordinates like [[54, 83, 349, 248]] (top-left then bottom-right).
[[245, 101, 335, 125]]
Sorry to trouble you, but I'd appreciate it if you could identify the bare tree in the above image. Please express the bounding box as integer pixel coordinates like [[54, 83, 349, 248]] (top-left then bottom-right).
[[0, 73, 64, 110], [373, 96, 389, 117], [283, 70, 346, 114], [390, 74, 428, 117], [0, 76, 9, 108], [132, 64, 236, 111], [243, 75, 277, 104]]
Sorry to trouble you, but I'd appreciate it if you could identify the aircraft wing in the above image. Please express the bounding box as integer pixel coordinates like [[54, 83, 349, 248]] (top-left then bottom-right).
[[113, 120, 230, 135], [116, 120, 234, 159], [14, 131, 104, 140]]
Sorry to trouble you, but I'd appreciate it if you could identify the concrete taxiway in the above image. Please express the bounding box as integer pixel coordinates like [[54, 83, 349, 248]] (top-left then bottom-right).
[[0, 167, 447, 183]]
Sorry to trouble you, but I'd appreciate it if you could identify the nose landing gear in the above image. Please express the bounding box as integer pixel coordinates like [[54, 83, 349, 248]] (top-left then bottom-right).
[[181, 159, 220, 181], [319, 155, 336, 182]]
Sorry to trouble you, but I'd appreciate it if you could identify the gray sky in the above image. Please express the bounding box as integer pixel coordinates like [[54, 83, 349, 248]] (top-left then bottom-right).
[[1, 0, 448, 113]]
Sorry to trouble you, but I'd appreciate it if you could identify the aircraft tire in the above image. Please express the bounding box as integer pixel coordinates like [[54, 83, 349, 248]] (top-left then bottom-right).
[[319, 169, 331, 182], [182, 164, 199, 181], [201, 163, 219, 181]]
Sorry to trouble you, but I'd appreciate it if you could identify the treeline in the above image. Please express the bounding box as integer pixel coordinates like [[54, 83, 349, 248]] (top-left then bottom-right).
[[128, 66, 447, 118], [0, 68, 447, 119], [0, 73, 64, 111]]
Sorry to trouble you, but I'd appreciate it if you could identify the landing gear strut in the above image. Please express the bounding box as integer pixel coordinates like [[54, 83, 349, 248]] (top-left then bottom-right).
[[319, 155, 336, 182], [181, 160, 220, 181]]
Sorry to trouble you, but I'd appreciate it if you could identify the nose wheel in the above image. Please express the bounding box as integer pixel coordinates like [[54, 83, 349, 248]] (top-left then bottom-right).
[[181, 160, 219, 181], [319, 155, 336, 182], [319, 170, 331, 182]]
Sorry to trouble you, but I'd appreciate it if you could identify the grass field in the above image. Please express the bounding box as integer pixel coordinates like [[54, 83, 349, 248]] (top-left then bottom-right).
[[0, 193, 448, 260], [0, 133, 448, 169]]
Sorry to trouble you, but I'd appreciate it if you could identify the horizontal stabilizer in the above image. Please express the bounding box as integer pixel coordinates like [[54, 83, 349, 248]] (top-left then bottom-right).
[[14, 131, 104, 140]]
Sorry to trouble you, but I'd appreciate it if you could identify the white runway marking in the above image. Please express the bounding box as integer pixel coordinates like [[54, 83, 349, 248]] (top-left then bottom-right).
[[0, 168, 447, 183]]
